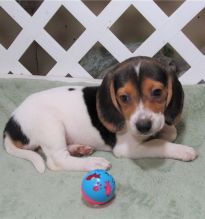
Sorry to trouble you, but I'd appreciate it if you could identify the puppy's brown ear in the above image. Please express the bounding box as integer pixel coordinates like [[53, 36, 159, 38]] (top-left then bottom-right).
[[97, 71, 125, 132], [165, 72, 184, 125]]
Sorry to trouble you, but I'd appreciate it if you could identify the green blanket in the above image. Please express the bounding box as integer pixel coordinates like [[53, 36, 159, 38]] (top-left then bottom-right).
[[0, 79, 205, 219]]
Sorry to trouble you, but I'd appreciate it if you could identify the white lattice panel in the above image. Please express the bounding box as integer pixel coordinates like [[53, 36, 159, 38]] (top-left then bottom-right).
[[0, 0, 205, 84]]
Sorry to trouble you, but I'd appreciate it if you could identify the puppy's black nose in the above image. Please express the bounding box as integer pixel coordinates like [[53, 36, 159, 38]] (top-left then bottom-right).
[[136, 119, 152, 133]]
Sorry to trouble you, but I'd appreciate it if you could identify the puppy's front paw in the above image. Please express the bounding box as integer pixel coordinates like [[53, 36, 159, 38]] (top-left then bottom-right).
[[84, 157, 111, 171], [177, 146, 198, 161]]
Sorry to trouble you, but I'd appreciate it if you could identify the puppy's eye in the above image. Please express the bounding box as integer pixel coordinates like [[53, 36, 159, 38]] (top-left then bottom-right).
[[119, 94, 130, 103], [151, 89, 162, 97]]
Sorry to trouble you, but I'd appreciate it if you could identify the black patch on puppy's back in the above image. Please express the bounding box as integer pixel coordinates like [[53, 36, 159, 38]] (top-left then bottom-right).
[[3, 117, 30, 145], [82, 87, 117, 147]]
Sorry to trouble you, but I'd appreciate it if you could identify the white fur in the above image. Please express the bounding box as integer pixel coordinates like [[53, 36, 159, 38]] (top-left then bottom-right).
[[134, 63, 141, 77], [128, 101, 165, 137], [4, 86, 197, 173]]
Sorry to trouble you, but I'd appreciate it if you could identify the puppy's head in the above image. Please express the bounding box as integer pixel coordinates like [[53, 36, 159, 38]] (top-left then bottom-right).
[[97, 56, 184, 137]]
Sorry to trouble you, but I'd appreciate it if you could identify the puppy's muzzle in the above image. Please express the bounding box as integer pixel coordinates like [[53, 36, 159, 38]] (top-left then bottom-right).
[[136, 119, 152, 134]]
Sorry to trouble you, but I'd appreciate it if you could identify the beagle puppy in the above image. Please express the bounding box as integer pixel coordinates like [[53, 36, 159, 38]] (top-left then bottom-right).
[[3, 56, 197, 173]]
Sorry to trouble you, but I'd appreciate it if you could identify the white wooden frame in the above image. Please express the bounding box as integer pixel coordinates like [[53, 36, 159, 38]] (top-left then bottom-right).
[[0, 0, 205, 84]]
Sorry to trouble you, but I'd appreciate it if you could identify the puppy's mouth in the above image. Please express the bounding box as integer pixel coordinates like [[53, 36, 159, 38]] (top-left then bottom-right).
[[135, 130, 155, 138]]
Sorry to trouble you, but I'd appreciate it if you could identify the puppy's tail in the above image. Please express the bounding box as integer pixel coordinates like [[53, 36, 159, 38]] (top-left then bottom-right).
[[3, 134, 45, 173]]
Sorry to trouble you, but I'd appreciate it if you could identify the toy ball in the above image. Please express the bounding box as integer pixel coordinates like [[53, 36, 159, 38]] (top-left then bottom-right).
[[81, 169, 116, 205]]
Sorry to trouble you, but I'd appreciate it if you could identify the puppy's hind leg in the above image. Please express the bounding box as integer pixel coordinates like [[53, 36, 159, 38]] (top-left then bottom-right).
[[50, 149, 111, 171], [41, 125, 111, 171], [68, 144, 94, 157]]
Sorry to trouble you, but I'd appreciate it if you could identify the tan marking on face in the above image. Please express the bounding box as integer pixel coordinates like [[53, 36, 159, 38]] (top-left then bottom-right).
[[142, 78, 168, 113], [116, 81, 139, 119]]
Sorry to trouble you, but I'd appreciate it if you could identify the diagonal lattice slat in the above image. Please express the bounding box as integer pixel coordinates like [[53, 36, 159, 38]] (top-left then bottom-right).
[[0, 0, 205, 83]]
